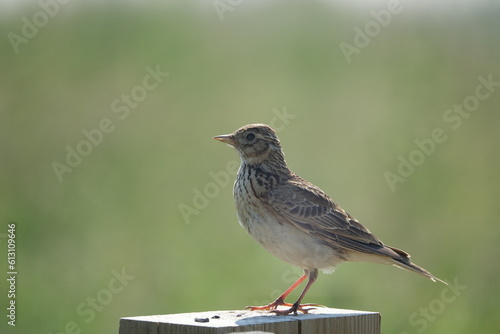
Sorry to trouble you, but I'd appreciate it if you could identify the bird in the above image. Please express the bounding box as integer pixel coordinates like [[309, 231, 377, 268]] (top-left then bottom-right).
[[213, 123, 446, 315]]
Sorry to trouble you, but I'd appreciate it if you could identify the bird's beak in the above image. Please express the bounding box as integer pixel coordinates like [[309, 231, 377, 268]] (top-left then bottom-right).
[[213, 134, 236, 146]]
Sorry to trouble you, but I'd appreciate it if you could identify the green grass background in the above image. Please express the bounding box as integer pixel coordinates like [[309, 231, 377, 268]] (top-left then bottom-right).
[[1, 0, 499, 333]]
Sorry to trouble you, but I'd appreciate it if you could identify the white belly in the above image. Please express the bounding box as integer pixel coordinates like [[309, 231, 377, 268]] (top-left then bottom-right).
[[235, 197, 346, 271]]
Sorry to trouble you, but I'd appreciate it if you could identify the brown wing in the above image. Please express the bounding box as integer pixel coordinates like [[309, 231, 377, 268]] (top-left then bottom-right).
[[267, 177, 399, 258], [267, 177, 447, 283]]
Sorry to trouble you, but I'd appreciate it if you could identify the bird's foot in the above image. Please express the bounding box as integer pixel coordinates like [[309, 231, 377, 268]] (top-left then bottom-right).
[[245, 297, 292, 312], [246, 299, 323, 316], [271, 301, 323, 316]]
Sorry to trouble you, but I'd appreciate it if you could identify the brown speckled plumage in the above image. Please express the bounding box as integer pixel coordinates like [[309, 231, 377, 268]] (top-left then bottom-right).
[[214, 124, 446, 315]]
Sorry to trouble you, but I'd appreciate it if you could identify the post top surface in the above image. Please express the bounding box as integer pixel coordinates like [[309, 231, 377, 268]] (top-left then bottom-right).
[[121, 308, 379, 328]]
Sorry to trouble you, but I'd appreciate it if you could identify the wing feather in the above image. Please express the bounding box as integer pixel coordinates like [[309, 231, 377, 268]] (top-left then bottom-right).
[[267, 177, 397, 257]]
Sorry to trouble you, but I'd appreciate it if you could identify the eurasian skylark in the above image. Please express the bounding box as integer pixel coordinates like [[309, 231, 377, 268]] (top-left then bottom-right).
[[214, 124, 446, 315]]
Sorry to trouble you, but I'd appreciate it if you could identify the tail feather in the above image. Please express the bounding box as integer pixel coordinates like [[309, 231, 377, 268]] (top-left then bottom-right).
[[388, 246, 448, 285]]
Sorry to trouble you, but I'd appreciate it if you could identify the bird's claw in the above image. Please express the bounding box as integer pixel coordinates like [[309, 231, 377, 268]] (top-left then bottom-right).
[[245, 297, 292, 311], [271, 303, 323, 315], [246, 299, 324, 315]]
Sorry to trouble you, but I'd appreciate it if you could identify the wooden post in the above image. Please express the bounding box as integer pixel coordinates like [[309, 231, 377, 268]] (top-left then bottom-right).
[[119, 308, 380, 334]]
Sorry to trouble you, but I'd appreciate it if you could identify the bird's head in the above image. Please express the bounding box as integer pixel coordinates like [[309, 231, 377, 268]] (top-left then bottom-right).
[[213, 124, 284, 165]]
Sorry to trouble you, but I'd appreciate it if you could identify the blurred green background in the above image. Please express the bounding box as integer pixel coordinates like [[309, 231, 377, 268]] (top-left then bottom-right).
[[1, 0, 499, 333]]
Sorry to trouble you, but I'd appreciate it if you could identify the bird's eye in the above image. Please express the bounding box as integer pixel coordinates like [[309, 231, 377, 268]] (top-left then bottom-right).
[[246, 133, 256, 141]]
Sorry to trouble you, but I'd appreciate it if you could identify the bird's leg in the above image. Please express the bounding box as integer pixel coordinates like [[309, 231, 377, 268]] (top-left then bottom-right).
[[272, 269, 321, 316], [245, 274, 307, 311]]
